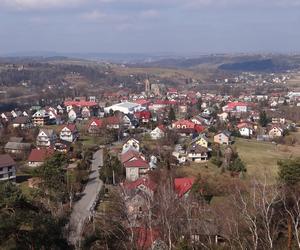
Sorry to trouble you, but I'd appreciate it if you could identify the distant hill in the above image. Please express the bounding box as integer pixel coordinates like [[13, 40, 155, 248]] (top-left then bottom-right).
[[139, 54, 300, 73]]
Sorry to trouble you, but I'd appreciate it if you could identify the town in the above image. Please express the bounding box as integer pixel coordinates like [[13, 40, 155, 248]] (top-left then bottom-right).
[[1, 58, 300, 249]]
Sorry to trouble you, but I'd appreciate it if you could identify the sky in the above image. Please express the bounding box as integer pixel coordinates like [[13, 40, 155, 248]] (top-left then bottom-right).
[[0, 0, 300, 55]]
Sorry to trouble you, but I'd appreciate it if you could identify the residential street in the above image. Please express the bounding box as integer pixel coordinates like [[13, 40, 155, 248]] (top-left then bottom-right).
[[67, 148, 104, 248]]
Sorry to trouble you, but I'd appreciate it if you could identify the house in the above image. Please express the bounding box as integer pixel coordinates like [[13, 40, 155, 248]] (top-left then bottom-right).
[[81, 106, 91, 119], [150, 125, 166, 140], [105, 116, 122, 129], [36, 129, 57, 147], [1, 112, 13, 122], [186, 144, 209, 162], [0, 154, 16, 182], [172, 119, 196, 130], [237, 123, 254, 137], [59, 124, 78, 142], [268, 125, 283, 137], [28, 148, 54, 167], [4, 142, 31, 156], [11, 116, 32, 129], [68, 109, 77, 122], [32, 109, 50, 127], [87, 118, 103, 135], [134, 110, 151, 123], [217, 112, 229, 122], [122, 138, 140, 153], [124, 158, 149, 181], [222, 102, 254, 113], [191, 134, 209, 148], [122, 177, 157, 198], [214, 131, 232, 145], [123, 114, 139, 128], [174, 177, 195, 198]]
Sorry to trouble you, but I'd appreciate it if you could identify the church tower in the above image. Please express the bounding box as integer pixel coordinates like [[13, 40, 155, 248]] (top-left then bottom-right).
[[144, 78, 151, 95]]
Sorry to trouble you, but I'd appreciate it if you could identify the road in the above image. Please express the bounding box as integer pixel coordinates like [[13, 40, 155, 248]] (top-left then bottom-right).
[[68, 149, 104, 248]]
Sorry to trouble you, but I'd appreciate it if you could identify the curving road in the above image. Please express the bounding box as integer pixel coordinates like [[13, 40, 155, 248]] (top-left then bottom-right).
[[68, 149, 104, 248]]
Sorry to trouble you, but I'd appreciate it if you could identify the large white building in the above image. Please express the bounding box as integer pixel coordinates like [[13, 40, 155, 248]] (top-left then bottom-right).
[[104, 102, 144, 114]]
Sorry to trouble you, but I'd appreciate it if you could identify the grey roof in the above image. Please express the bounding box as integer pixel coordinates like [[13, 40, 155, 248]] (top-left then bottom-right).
[[9, 137, 23, 143], [5, 142, 31, 150]]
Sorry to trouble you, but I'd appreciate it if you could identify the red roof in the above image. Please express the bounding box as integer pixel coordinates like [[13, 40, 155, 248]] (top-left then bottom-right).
[[28, 148, 54, 162], [121, 149, 142, 164], [173, 119, 196, 129], [124, 158, 149, 168], [61, 124, 77, 132], [153, 100, 177, 105], [157, 124, 167, 132], [64, 101, 97, 107], [134, 111, 151, 120], [174, 177, 195, 198], [88, 118, 103, 128], [237, 122, 253, 129], [134, 99, 150, 106], [133, 227, 160, 249], [226, 102, 255, 109], [105, 116, 121, 125], [123, 177, 157, 192], [194, 124, 205, 133]]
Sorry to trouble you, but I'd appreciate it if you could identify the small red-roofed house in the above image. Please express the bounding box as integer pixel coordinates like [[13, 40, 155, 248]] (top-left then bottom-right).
[[124, 158, 149, 181], [121, 149, 145, 164], [150, 125, 166, 140], [28, 148, 54, 168], [87, 118, 103, 135], [134, 111, 151, 123], [123, 177, 157, 198], [237, 122, 254, 137], [174, 177, 195, 198]]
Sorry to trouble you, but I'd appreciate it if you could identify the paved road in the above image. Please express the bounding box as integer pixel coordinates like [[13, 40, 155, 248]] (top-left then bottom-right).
[[68, 149, 104, 248]]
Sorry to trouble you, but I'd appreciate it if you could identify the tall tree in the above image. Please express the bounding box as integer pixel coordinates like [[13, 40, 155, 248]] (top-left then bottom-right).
[[168, 107, 176, 122], [259, 110, 269, 127]]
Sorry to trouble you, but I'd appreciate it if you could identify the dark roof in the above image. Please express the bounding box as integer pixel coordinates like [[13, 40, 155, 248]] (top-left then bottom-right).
[[187, 144, 209, 154], [12, 116, 31, 124], [0, 154, 16, 168]]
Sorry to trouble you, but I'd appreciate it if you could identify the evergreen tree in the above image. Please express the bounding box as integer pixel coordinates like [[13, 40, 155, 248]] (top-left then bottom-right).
[[168, 107, 176, 121], [278, 158, 300, 185], [259, 110, 269, 127]]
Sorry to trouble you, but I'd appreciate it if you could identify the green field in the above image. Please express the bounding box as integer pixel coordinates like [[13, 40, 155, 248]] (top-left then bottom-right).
[[235, 138, 300, 183]]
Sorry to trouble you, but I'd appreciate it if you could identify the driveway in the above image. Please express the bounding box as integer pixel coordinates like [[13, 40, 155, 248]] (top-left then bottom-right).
[[67, 148, 104, 247]]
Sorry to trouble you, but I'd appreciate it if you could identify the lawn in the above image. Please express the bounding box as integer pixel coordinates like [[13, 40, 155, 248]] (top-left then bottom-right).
[[235, 138, 300, 183]]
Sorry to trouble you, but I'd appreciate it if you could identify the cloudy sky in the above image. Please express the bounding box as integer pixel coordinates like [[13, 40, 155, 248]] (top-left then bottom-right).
[[0, 0, 300, 55]]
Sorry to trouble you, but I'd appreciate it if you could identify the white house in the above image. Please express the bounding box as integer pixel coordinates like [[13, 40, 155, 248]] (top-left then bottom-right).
[[0, 154, 16, 182], [60, 124, 78, 142], [36, 129, 57, 148], [32, 110, 50, 127], [68, 109, 77, 122], [150, 125, 166, 140], [238, 126, 253, 137], [122, 138, 140, 153]]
